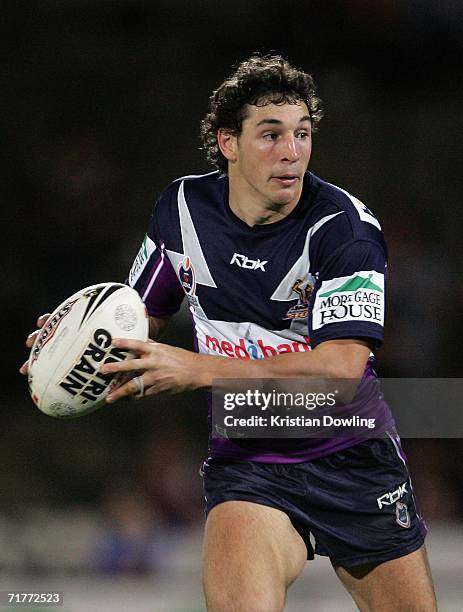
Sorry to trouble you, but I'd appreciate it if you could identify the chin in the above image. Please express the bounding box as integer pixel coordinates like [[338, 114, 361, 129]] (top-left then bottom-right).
[[272, 190, 298, 207]]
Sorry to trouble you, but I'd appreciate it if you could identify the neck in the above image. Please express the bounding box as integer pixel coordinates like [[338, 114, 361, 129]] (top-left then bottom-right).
[[228, 172, 302, 227]]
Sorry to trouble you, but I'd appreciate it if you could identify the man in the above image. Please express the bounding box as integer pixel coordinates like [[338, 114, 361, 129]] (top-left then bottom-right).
[[24, 56, 436, 610]]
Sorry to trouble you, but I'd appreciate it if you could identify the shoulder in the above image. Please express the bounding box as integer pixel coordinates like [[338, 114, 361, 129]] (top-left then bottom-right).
[[171, 170, 223, 184], [309, 173, 382, 238], [149, 170, 224, 241], [307, 173, 387, 266], [150, 170, 223, 227], [156, 170, 224, 208]]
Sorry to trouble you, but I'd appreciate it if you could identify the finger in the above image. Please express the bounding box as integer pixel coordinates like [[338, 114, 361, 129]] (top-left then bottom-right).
[[99, 358, 151, 375], [132, 376, 145, 399], [112, 338, 156, 353], [26, 330, 40, 348], [106, 377, 142, 403], [19, 361, 29, 375], [36, 313, 51, 328], [144, 383, 166, 397]]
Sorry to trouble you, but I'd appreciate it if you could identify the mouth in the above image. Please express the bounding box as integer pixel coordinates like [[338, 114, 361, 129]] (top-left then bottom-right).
[[271, 175, 299, 187]]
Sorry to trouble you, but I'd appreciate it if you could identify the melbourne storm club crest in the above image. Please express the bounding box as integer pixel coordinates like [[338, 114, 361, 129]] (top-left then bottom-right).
[[284, 274, 316, 320], [178, 256, 197, 301], [395, 501, 411, 528]]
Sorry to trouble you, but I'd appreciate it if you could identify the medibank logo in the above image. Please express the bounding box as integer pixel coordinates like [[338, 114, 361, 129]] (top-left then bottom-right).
[[205, 335, 310, 359]]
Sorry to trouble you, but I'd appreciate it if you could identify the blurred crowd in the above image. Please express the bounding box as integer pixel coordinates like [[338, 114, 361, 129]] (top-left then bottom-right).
[[2, 0, 462, 574]]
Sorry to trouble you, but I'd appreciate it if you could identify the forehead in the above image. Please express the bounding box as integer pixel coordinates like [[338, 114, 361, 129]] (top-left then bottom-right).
[[243, 101, 311, 127]]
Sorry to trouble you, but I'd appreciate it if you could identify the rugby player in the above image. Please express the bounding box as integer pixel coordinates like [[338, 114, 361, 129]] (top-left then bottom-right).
[[22, 56, 437, 611]]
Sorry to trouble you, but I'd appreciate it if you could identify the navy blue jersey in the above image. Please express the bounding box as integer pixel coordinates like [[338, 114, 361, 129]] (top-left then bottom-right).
[[128, 171, 394, 461]]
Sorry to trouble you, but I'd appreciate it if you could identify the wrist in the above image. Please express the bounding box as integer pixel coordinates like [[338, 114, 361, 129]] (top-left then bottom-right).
[[191, 354, 217, 390]]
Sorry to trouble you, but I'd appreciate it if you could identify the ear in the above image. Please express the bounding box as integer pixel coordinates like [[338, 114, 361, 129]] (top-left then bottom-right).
[[217, 129, 237, 163]]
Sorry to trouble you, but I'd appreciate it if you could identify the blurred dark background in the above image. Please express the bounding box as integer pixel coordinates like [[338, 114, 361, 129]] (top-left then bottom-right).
[[2, 0, 463, 578]]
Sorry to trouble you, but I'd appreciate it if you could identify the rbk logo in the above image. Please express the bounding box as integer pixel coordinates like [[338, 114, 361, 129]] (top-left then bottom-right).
[[230, 253, 268, 271], [377, 482, 408, 509]]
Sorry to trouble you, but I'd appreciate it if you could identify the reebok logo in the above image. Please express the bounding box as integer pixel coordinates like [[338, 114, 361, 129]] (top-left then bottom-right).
[[230, 253, 268, 271], [377, 482, 408, 509]]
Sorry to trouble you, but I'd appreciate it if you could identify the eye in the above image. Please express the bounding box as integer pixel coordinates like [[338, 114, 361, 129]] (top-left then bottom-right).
[[263, 132, 278, 141], [296, 131, 310, 140]]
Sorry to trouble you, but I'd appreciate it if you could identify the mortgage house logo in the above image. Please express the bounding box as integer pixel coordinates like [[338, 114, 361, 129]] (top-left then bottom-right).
[[312, 271, 385, 329]]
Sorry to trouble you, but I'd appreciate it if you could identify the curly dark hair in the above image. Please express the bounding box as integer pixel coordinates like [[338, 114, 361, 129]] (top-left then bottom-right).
[[200, 54, 323, 173]]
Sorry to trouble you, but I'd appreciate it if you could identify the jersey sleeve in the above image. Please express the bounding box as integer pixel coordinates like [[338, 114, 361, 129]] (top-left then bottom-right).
[[308, 239, 387, 348], [127, 200, 185, 317]]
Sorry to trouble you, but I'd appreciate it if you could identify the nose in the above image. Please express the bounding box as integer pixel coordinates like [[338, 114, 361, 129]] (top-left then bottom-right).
[[281, 134, 299, 162]]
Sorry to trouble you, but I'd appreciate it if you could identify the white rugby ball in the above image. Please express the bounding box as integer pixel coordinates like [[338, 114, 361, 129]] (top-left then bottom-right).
[[28, 282, 148, 418]]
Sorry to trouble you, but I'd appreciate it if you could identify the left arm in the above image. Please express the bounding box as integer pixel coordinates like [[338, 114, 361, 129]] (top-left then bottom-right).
[[102, 337, 371, 402]]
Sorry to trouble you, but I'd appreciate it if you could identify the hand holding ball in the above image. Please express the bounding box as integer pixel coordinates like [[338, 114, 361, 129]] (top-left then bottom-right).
[[27, 283, 148, 418]]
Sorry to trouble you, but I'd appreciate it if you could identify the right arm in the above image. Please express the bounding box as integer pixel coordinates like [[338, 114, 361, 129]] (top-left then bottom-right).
[[127, 192, 185, 326]]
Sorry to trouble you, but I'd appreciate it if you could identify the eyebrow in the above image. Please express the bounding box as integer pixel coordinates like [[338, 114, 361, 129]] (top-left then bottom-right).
[[255, 115, 311, 127]]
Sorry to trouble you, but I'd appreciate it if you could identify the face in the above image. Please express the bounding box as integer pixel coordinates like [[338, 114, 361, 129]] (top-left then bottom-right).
[[221, 101, 312, 211]]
